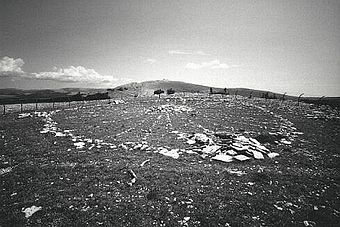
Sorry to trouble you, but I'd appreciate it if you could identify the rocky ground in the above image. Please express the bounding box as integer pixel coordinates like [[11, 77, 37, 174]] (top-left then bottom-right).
[[1, 94, 339, 226]]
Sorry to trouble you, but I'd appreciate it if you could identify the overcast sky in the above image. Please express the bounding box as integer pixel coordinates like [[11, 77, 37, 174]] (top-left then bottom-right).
[[1, 0, 339, 96]]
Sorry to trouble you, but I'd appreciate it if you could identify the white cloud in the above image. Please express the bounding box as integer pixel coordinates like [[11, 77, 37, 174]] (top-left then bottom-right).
[[145, 58, 157, 64], [185, 59, 232, 70], [33, 66, 107, 82], [0, 56, 25, 76], [32, 66, 132, 86], [169, 50, 209, 55], [0, 56, 131, 86]]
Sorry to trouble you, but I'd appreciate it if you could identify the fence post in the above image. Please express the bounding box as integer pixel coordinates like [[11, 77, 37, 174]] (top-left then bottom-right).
[[3, 105, 5, 115], [20, 103, 23, 113], [298, 93, 304, 106], [249, 91, 253, 98], [281, 92, 286, 105], [318, 96, 325, 106], [35, 101, 38, 110]]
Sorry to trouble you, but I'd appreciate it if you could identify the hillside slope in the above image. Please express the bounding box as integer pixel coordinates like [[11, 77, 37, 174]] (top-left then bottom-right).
[[114, 80, 340, 107], [115, 80, 285, 98], [114, 80, 210, 96], [1, 80, 339, 107]]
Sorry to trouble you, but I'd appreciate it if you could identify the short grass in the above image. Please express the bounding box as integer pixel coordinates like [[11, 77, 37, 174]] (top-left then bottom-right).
[[1, 95, 339, 226]]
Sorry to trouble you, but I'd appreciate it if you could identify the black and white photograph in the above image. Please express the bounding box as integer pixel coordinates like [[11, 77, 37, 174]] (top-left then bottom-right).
[[0, 0, 339, 226]]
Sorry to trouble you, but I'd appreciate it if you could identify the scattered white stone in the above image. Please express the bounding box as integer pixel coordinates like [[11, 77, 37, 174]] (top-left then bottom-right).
[[211, 154, 233, 163], [140, 144, 149, 150], [184, 150, 199, 154], [133, 144, 143, 150], [55, 132, 66, 137], [158, 148, 180, 159], [251, 150, 265, 159], [267, 152, 280, 158], [186, 139, 196, 145], [202, 145, 221, 154], [225, 168, 246, 176], [234, 155, 251, 161], [127, 169, 137, 186], [293, 131, 304, 135], [22, 206, 42, 218], [254, 144, 269, 152], [225, 150, 238, 156], [0, 167, 13, 175], [140, 159, 150, 167], [249, 138, 261, 145], [184, 217, 190, 221], [274, 204, 283, 211], [303, 220, 316, 226], [235, 135, 250, 143], [119, 144, 128, 150], [74, 142, 85, 149], [112, 100, 125, 104], [231, 144, 249, 151], [18, 113, 31, 119], [84, 138, 93, 143], [280, 139, 292, 145], [193, 133, 211, 144]]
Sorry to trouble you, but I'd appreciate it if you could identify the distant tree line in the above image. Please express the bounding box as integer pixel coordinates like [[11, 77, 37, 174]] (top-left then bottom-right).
[[209, 87, 229, 95], [0, 92, 110, 105], [84, 92, 110, 101], [166, 88, 175, 95], [153, 88, 176, 98]]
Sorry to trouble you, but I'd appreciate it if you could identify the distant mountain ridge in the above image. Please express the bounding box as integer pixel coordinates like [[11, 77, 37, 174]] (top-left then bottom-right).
[[0, 80, 339, 107], [115, 80, 290, 99]]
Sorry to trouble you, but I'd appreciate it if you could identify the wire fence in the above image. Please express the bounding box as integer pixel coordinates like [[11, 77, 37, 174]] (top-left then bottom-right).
[[1, 89, 337, 115], [0, 96, 111, 115]]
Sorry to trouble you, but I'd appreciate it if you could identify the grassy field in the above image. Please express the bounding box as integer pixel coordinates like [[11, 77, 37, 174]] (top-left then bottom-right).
[[1, 94, 339, 226]]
